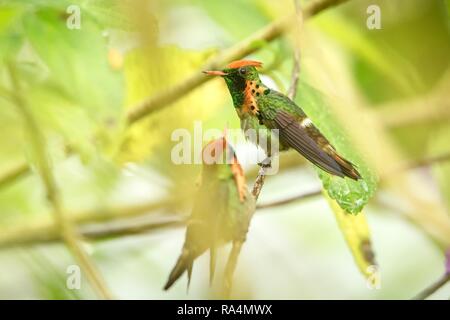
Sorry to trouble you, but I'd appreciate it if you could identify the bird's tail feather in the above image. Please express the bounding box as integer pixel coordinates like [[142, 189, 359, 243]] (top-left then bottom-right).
[[164, 251, 192, 291], [333, 153, 361, 180], [209, 247, 217, 286], [186, 261, 193, 293]]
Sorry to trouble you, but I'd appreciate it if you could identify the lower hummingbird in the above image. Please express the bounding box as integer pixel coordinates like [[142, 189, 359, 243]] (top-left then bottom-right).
[[204, 60, 361, 180], [164, 136, 255, 290]]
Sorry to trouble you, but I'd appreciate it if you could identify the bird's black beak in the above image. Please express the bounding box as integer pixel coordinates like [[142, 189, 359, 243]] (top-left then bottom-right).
[[203, 70, 228, 76]]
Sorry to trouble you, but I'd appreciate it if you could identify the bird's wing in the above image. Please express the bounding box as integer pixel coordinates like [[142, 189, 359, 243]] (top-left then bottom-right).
[[257, 92, 349, 178], [273, 110, 346, 177]]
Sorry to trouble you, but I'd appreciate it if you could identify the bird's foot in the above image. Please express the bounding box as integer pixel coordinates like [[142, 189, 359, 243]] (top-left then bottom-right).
[[258, 157, 272, 169]]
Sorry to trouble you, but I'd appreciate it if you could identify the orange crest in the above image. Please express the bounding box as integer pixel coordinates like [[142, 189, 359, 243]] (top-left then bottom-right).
[[231, 158, 247, 203], [201, 134, 247, 201], [226, 60, 263, 69], [202, 136, 227, 163]]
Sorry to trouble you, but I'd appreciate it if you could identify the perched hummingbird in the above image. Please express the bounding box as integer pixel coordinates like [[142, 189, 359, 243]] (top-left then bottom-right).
[[204, 60, 361, 180], [164, 136, 255, 290]]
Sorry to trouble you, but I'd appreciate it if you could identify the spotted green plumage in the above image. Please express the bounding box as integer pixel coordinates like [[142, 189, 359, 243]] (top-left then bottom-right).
[[211, 61, 361, 180]]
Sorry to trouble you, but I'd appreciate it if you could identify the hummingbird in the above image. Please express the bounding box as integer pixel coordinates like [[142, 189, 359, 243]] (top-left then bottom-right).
[[164, 136, 255, 290], [204, 60, 361, 180]]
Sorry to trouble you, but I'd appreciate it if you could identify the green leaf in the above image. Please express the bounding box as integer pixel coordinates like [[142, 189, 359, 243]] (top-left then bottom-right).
[[295, 81, 378, 214]]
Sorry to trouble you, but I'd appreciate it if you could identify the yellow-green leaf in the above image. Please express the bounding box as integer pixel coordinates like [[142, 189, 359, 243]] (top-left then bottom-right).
[[324, 190, 378, 282]]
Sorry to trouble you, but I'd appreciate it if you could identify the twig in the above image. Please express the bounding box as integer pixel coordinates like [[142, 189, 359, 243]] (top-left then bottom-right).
[[287, 0, 303, 101], [251, 167, 268, 201], [7, 63, 113, 300], [80, 217, 185, 240], [412, 273, 450, 300], [0, 198, 174, 248], [287, 51, 301, 101], [413, 249, 450, 299], [257, 189, 321, 209], [126, 0, 351, 124], [0, 216, 186, 249], [402, 152, 450, 171]]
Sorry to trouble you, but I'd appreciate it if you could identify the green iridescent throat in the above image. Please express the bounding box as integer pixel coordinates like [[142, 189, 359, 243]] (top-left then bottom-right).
[[222, 66, 261, 108], [224, 76, 245, 107]]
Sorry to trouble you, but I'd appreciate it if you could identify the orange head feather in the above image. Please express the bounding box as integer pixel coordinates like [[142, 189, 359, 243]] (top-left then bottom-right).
[[226, 60, 263, 69], [201, 134, 247, 201]]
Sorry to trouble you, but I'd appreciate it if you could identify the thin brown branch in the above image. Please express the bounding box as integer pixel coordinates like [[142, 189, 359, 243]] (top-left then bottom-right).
[[0, 198, 174, 248], [257, 189, 321, 209], [287, 0, 303, 100], [251, 167, 268, 201], [403, 152, 450, 171], [287, 51, 301, 101], [7, 63, 113, 300], [126, 0, 351, 124], [80, 216, 185, 240], [412, 273, 450, 300], [0, 216, 185, 248], [378, 151, 450, 188]]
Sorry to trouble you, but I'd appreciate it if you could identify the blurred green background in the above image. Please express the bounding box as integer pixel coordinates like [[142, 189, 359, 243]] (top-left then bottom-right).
[[0, 0, 449, 299]]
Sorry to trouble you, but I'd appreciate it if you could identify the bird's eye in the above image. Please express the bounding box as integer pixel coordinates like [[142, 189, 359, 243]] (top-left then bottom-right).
[[239, 67, 247, 75]]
